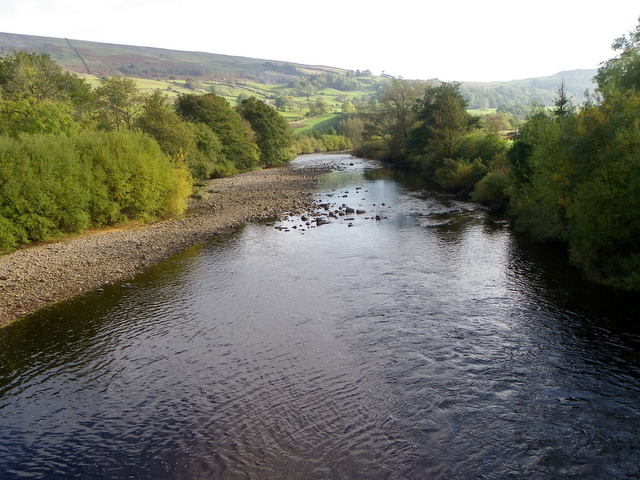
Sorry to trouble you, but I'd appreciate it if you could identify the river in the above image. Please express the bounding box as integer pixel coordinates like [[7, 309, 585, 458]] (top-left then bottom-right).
[[1, 153, 639, 479]]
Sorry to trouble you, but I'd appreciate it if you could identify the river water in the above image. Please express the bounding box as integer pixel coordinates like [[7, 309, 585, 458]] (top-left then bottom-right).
[[1, 153, 639, 479]]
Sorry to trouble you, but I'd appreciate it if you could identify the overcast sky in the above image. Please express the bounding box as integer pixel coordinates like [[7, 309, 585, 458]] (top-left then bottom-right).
[[1, 0, 638, 82]]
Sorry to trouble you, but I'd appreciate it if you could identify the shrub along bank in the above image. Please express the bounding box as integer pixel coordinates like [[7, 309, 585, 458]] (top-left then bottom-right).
[[348, 18, 640, 291], [0, 53, 299, 253], [0, 131, 190, 251]]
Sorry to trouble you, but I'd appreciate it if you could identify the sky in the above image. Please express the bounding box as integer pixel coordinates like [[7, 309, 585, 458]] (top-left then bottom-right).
[[0, 0, 638, 82]]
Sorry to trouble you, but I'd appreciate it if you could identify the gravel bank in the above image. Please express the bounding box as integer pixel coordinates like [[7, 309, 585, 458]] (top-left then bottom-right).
[[0, 162, 328, 326]]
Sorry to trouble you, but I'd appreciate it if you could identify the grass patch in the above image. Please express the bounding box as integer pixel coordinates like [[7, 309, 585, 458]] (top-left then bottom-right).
[[293, 113, 342, 134], [467, 108, 497, 116], [79, 75, 367, 132]]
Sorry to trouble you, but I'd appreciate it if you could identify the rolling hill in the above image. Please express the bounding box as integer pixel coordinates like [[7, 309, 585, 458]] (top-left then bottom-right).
[[0, 31, 352, 82], [0, 31, 597, 113]]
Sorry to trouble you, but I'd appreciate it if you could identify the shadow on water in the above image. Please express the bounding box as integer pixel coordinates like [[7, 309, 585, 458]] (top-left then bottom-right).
[[0, 230, 243, 393], [371, 162, 640, 328], [508, 229, 640, 327]]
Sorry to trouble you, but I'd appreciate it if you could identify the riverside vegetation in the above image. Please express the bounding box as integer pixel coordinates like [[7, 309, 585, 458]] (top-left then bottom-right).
[[332, 19, 639, 292], [1, 17, 639, 293], [0, 53, 351, 253]]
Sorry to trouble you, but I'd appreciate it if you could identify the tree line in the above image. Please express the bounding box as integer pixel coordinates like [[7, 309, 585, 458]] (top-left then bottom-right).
[[341, 18, 640, 291], [0, 53, 298, 252]]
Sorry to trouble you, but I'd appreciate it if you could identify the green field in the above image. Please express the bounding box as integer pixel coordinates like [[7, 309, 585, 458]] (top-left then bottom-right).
[[291, 114, 341, 133], [467, 108, 497, 116], [81, 74, 514, 134], [1, 31, 599, 114], [79, 73, 365, 134], [77, 73, 544, 134]]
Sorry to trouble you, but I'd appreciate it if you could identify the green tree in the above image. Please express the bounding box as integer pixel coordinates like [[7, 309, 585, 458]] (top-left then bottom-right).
[[508, 109, 573, 242], [274, 95, 289, 111], [136, 90, 196, 162], [341, 100, 356, 114], [0, 53, 94, 128], [505, 17, 640, 290], [307, 97, 329, 116], [0, 52, 92, 106], [595, 18, 640, 96], [407, 82, 478, 172], [483, 112, 513, 131], [377, 79, 427, 158], [95, 77, 143, 131], [356, 79, 426, 161], [339, 116, 365, 147], [553, 79, 575, 117], [566, 21, 640, 287], [185, 122, 229, 179], [237, 97, 293, 167], [380, 80, 425, 139], [175, 93, 259, 171], [307, 97, 329, 117], [0, 98, 78, 136]]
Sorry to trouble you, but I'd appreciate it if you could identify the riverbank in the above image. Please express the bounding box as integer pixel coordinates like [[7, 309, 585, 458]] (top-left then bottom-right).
[[0, 159, 331, 326]]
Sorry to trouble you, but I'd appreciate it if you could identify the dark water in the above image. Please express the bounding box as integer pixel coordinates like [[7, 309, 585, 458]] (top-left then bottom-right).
[[1, 153, 639, 480]]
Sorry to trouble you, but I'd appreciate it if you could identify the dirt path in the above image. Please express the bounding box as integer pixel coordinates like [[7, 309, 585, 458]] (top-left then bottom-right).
[[0, 164, 326, 326]]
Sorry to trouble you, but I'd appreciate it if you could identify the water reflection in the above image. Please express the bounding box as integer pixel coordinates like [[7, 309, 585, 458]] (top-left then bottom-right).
[[0, 154, 639, 479]]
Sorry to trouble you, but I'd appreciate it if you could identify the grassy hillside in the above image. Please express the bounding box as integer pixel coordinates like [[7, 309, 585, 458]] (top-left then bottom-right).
[[76, 73, 372, 133], [0, 32, 357, 82], [0, 31, 598, 126], [463, 69, 597, 107]]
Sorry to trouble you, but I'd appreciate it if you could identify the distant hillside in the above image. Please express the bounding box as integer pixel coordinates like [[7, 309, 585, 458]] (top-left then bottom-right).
[[0, 31, 598, 110], [462, 69, 597, 108], [0, 31, 352, 83]]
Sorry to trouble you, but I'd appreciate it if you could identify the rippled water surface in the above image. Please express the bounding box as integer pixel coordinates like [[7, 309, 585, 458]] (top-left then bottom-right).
[[1, 154, 640, 479]]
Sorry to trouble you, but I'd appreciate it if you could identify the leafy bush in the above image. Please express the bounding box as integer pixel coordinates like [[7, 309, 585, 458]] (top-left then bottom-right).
[[292, 133, 352, 155], [0, 99, 79, 136], [176, 93, 259, 171], [0, 134, 91, 247], [471, 154, 513, 211], [136, 91, 197, 162], [0, 215, 24, 251], [237, 97, 293, 167], [434, 158, 486, 193], [186, 123, 227, 179], [319, 134, 352, 151], [504, 18, 640, 290], [209, 160, 239, 178], [292, 135, 320, 154], [356, 137, 390, 160], [0, 131, 191, 252], [454, 131, 511, 165]]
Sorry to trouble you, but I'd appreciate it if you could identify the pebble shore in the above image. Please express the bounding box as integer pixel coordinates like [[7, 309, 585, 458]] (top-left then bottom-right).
[[0, 163, 326, 326]]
